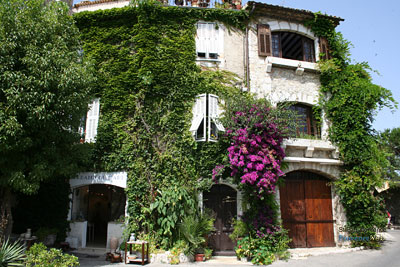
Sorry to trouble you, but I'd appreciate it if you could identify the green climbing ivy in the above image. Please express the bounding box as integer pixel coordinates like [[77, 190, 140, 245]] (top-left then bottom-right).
[[74, 1, 248, 249], [306, 14, 397, 248], [73, 1, 396, 250]]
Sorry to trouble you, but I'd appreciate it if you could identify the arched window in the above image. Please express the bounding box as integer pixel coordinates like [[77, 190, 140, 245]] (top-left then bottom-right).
[[289, 104, 320, 138], [257, 25, 315, 63], [272, 32, 315, 62]]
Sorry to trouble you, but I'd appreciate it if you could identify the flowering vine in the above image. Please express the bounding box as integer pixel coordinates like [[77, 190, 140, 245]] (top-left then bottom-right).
[[213, 103, 287, 197]]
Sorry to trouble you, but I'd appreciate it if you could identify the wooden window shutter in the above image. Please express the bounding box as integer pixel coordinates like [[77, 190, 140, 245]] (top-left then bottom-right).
[[319, 37, 331, 60], [257, 24, 272, 57]]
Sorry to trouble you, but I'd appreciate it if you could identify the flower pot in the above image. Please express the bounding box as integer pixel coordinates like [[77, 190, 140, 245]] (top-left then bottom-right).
[[43, 234, 57, 246], [195, 253, 204, 262], [191, 0, 198, 7]]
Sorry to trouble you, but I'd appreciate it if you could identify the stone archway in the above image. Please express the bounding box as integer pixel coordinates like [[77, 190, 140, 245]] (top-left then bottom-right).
[[279, 171, 335, 248], [68, 172, 127, 248], [71, 184, 126, 247]]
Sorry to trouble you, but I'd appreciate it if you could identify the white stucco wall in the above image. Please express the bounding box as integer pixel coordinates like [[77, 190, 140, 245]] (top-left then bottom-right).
[[106, 222, 125, 249], [68, 221, 87, 248]]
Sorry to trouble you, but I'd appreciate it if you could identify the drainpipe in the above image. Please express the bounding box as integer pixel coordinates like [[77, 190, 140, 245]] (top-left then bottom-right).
[[245, 4, 256, 92], [245, 27, 249, 91]]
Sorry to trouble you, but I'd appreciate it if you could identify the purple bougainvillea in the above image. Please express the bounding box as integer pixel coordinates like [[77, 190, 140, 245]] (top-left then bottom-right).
[[243, 205, 280, 238], [213, 104, 286, 196]]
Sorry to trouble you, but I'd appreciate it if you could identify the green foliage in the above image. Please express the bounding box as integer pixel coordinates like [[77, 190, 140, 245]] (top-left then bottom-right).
[[0, 239, 25, 267], [306, 16, 397, 248], [178, 213, 214, 256], [34, 228, 58, 243], [378, 128, 400, 180], [12, 179, 71, 243], [229, 219, 248, 241], [204, 247, 212, 260], [0, 0, 95, 195], [25, 243, 79, 267], [73, 0, 248, 251], [149, 185, 197, 248], [235, 229, 290, 265], [168, 240, 187, 265]]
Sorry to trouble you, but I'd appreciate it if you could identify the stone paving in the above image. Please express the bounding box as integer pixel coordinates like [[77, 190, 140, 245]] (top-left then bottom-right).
[[76, 245, 364, 267]]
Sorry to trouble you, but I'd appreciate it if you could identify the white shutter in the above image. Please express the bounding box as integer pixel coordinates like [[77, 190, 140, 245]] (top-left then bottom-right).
[[208, 23, 219, 54], [196, 22, 219, 57], [85, 98, 100, 143], [209, 94, 225, 132], [196, 23, 207, 54], [190, 94, 206, 141]]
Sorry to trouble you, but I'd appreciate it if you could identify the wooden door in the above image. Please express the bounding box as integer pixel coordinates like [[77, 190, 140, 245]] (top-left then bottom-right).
[[279, 171, 335, 248], [203, 185, 237, 254]]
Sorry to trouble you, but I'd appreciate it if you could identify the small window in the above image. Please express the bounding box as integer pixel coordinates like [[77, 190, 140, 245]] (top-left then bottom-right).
[[289, 104, 320, 138], [271, 32, 315, 62], [190, 94, 224, 142], [79, 98, 100, 143], [196, 22, 221, 60]]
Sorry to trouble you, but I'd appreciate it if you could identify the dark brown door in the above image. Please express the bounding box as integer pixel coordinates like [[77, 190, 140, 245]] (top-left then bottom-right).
[[203, 185, 237, 255], [279, 171, 335, 248]]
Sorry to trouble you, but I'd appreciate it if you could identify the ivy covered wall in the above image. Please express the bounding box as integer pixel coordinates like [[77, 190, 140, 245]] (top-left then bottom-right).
[[72, 1, 396, 251], [306, 15, 396, 248], [74, 2, 248, 248]]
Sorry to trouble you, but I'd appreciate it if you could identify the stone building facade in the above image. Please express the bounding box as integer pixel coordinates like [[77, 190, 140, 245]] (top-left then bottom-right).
[[68, 0, 348, 250]]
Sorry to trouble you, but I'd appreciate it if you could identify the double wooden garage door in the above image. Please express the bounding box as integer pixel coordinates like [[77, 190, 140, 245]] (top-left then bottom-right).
[[279, 171, 335, 248]]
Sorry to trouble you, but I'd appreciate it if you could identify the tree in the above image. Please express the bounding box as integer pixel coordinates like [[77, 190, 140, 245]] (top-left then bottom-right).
[[0, 0, 94, 237], [379, 128, 400, 180]]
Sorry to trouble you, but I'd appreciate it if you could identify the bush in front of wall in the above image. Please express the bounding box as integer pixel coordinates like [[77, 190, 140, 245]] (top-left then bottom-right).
[[25, 243, 79, 267], [235, 229, 290, 265], [178, 213, 214, 257]]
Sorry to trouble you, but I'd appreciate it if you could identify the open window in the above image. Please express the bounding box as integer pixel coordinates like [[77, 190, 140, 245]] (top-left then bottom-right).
[[196, 22, 221, 60], [190, 94, 224, 142], [258, 25, 316, 63], [79, 98, 100, 143], [288, 103, 320, 138]]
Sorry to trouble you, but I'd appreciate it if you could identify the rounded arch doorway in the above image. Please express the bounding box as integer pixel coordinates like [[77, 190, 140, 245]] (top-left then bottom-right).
[[203, 184, 237, 255], [71, 184, 126, 247], [279, 171, 335, 248]]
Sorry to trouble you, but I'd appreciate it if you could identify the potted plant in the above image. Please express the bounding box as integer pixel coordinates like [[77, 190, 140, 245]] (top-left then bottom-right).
[[204, 247, 213, 261], [178, 213, 214, 261], [35, 227, 58, 247], [194, 247, 205, 262]]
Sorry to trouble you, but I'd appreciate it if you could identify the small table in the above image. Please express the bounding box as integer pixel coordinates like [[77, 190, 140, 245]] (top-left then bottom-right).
[[125, 240, 149, 265], [22, 236, 37, 250]]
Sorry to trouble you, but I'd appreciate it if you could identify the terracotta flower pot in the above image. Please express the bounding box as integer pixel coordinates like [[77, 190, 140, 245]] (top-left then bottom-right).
[[195, 253, 204, 262]]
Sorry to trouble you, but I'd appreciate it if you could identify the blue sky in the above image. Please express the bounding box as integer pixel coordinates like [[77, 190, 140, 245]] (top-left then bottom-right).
[[73, 0, 400, 132]]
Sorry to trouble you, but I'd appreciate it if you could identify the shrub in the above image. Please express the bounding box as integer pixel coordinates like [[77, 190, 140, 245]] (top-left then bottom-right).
[[235, 229, 290, 265], [25, 243, 79, 267], [178, 213, 214, 256]]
